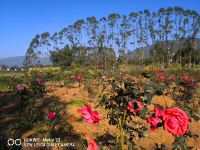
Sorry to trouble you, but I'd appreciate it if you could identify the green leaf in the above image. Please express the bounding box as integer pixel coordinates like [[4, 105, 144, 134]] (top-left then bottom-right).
[[144, 93, 152, 104]]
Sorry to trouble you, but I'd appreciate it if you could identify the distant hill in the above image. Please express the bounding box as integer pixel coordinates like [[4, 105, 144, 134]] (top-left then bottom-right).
[[127, 38, 200, 60], [0, 56, 25, 67], [0, 56, 51, 67]]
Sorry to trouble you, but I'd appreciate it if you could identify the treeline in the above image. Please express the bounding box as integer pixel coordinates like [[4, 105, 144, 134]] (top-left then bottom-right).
[[24, 6, 200, 68]]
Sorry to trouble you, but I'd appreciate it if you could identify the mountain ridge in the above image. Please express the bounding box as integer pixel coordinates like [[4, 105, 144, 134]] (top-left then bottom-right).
[[0, 56, 51, 67]]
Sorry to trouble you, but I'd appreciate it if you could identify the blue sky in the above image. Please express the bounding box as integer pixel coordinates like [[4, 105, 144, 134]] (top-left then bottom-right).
[[0, 0, 200, 58]]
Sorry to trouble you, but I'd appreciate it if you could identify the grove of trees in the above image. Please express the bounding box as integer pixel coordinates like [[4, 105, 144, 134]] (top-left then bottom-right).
[[24, 6, 200, 69]]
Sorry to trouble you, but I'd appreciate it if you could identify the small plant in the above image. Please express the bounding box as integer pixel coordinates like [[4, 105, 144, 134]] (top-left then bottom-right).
[[30, 77, 46, 97], [65, 73, 85, 87]]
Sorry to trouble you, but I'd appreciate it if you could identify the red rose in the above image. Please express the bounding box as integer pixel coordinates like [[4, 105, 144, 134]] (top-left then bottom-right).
[[160, 69, 167, 73], [87, 139, 98, 150], [75, 74, 81, 79], [154, 106, 164, 118], [167, 76, 174, 81], [146, 106, 164, 130], [127, 100, 142, 113], [163, 107, 189, 135], [157, 75, 165, 81], [146, 116, 159, 130], [183, 75, 189, 81], [153, 68, 158, 74], [48, 111, 56, 120]]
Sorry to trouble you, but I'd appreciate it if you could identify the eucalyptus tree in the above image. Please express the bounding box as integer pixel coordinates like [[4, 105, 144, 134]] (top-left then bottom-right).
[[73, 19, 85, 46], [190, 10, 200, 67], [129, 12, 139, 50], [40, 32, 51, 65], [73, 19, 85, 65], [154, 7, 166, 66], [97, 17, 110, 68], [51, 32, 59, 50], [58, 27, 68, 46], [181, 9, 192, 67], [172, 6, 185, 67], [143, 9, 151, 59], [24, 34, 40, 66], [162, 7, 174, 65], [98, 17, 107, 48], [118, 15, 131, 67], [24, 47, 37, 67], [148, 11, 157, 59], [107, 13, 121, 50], [136, 10, 147, 66], [86, 16, 99, 66], [66, 25, 76, 47]]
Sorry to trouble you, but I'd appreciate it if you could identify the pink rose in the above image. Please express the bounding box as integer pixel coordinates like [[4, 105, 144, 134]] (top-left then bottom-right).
[[36, 78, 44, 84], [16, 84, 25, 91], [77, 104, 101, 124], [127, 100, 142, 113], [87, 139, 98, 150], [163, 107, 189, 135], [48, 111, 56, 120], [146, 116, 159, 130]]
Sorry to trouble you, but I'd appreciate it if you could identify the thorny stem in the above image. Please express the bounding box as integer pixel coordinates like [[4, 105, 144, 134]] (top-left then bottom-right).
[[19, 95, 22, 136], [117, 110, 127, 150], [116, 118, 120, 145], [121, 110, 127, 150]]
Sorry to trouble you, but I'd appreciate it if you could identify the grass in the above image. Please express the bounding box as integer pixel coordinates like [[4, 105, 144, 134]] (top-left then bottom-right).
[[32, 127, 47, 134], [0, 71, 25, 77], [69, 99, 85, 106]]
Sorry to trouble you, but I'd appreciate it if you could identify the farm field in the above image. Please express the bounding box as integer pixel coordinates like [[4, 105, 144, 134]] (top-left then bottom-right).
[[0, 67, 200, 149]]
